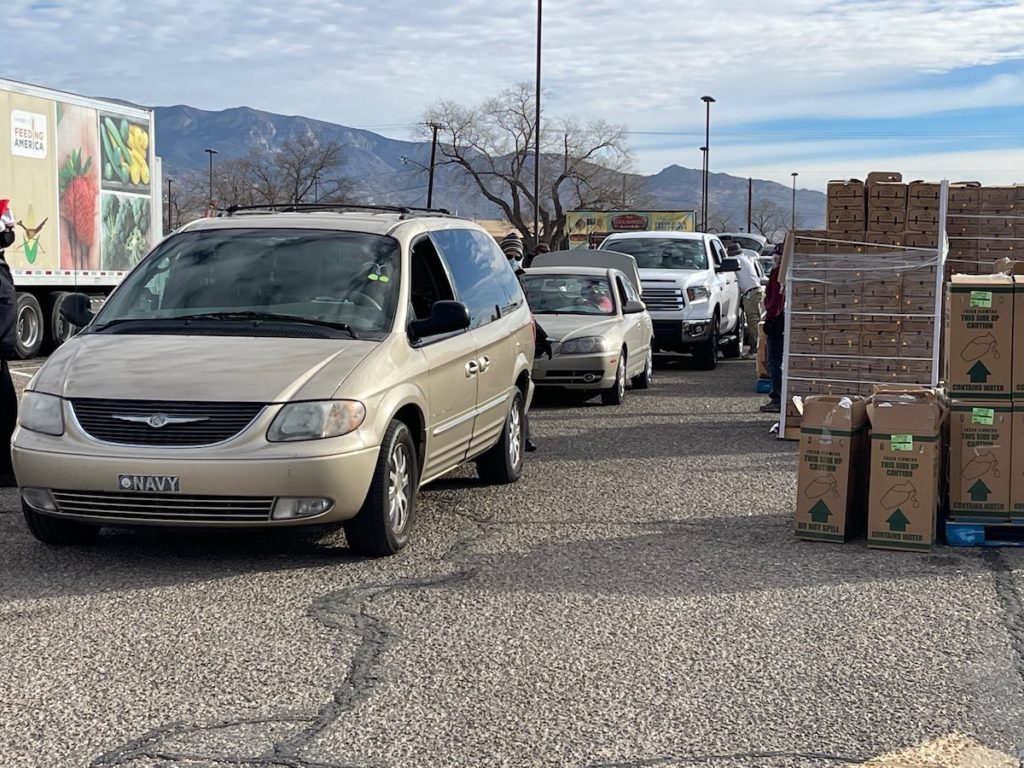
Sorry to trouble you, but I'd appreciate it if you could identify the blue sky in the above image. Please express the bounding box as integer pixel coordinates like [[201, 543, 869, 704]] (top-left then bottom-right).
[[8, 0, 1024, 190]]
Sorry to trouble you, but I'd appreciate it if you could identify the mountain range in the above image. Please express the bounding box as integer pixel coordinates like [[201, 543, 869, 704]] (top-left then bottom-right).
[[153, 104, 826, 232]]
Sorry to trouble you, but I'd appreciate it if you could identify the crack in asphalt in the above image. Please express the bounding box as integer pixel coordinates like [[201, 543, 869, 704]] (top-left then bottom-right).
[[91, 494, 490, 768], [983, 550, 1024, 761]]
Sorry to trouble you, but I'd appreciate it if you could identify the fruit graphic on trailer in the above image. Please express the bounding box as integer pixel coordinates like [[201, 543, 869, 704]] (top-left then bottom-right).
[[59, 148, 98, 270]]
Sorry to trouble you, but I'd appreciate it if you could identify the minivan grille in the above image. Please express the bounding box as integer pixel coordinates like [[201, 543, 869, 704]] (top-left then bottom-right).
[[51, 491, 275, 522], [641, 282, 685, 311], [71, 399, 264, 446]]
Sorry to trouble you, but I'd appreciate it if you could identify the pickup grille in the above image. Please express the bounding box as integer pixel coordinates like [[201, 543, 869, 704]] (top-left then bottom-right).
[[641, 281, 685, 311]]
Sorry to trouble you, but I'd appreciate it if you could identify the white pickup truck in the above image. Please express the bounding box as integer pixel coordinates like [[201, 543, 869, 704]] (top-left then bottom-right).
[[599, 231, 743, 370]]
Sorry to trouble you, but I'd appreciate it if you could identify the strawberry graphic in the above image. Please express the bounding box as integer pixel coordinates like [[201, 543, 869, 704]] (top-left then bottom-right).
[[59, 148, 97, 267]]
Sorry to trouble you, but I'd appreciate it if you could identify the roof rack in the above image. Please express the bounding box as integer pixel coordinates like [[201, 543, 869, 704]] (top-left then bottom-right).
[[219, 202, 454, 218]]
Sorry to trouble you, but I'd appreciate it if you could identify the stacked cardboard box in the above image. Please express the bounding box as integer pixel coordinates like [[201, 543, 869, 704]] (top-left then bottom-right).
[[945, 275, 1016, 522], [1015, 274, 1024, 517], [946, 185, 1023, 279], [826, 180, 866, 241], [866, 172, 907, 244]]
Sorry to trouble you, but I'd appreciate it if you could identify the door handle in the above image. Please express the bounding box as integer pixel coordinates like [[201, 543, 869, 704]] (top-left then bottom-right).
[[465, 361, 480, 377], [478, 356, 491, 373]]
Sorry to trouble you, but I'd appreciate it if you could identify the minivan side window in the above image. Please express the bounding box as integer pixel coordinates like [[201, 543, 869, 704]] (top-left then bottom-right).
[[430, 229, 523, 329], [409, 237, 455, 323]]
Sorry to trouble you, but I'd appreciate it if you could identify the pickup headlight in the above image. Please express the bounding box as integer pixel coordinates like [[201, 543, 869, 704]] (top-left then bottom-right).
[[559, 336, 608, 355], [19, 392, 65, 436], [267, 400, 366, 442], [686, 285, 711, 303]]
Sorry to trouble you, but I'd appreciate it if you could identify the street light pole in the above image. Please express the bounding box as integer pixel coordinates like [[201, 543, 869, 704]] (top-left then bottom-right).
[[699, 146, 707, 228], [427, 122, 440, 209], [533, 0, 543, 248], [747, 177, 753, 233], [204, 148, 218, 208], [791, 172, 799, 231], [165, 177, 173, 232], [700, 95, 715, 232]]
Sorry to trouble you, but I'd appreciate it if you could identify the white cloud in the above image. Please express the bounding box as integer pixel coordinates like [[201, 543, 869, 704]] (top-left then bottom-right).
[[7, 0, 1024, 178]]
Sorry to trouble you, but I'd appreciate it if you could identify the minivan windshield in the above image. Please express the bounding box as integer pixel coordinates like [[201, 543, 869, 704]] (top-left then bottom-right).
[[602, 238, 708, 271], [95, 228, 402, 338]]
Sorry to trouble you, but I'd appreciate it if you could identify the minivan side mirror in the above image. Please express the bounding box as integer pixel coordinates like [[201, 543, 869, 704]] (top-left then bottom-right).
[[623, 299, 646, 314], [409, 300, 471, 340], [60, 292, 94, 328], [718, 258, 742, 273]]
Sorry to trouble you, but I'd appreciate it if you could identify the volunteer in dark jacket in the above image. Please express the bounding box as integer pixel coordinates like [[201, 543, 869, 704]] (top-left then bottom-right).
[[760, 242, 785, 414], [0, 202, 19, 486], [500, 233, 550, 453]]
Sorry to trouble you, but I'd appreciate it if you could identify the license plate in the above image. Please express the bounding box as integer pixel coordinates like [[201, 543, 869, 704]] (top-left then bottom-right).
[[118, 474, 181, 493]]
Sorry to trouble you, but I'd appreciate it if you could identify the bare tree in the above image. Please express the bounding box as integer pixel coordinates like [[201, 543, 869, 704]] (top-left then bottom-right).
[[424, 83, 635, 251], [750, 199, 791, 241], [707, 211, 735, 233]]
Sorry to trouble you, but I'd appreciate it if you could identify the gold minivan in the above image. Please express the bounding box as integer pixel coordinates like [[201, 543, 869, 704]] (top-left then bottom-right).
[[13, 208, 535, 555]]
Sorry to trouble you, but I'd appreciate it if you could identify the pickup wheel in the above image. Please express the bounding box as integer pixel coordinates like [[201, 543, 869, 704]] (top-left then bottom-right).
[[722, 310, 745, 359], [694, 314, 719, 371]]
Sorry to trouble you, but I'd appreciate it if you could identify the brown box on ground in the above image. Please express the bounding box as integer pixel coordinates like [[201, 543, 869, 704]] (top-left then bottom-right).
[[866, 394, 944, 552], [903, 232, 938, 248], [946, 275, 1015, 400], [795, 396, 869, 542], [949, 401, 1013, 519], [1016, 277, 1024, 399], [868, 209, 907, 232], [906, 208, 939, 233], [949, 183, 982, 210], [907, 182, 941, 207], [828, 179, 865, 204], [1013, 403, 1024, 517]]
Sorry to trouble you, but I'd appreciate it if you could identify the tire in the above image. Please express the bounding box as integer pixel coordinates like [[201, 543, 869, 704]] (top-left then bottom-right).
[[43, 291, 76, 352], [631, 347, 653, 390], [476, 390, 526, 485], [601, 351, 627, 406], [694, 315, 719, 371], [722, 310, 745, 359], [14, 293, 44, 359], [344, 420, 419, 557], [23, 505, 100, 546]]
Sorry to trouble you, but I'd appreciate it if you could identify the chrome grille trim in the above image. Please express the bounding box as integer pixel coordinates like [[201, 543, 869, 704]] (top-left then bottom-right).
[[640, 282, 685, 311], [51, 491, 275, 522]]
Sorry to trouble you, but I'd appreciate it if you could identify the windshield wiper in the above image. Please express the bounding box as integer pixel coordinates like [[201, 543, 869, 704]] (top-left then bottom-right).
[[170, 312, 360, 337]]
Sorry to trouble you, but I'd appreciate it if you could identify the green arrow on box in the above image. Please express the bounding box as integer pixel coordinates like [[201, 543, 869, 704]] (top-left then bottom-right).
[[968, 361, 991, 384], [809, 500, 832, 523], [969, 479, 991, 503], [887, 509, 910, 532]]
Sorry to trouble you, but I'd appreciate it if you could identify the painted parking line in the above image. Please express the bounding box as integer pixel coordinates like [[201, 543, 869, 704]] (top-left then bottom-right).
[[863, 733, 1017, 767]]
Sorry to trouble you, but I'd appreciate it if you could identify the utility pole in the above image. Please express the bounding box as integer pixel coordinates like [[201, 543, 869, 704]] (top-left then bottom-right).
[[700, 96, 715, 231], [533, 0, 543, 248], [165, 177, 173, 232], [747, 177, 752, 233], [427, 122, 440, 209], [791, 172, 799, 232], [204, 148, 218, 208]]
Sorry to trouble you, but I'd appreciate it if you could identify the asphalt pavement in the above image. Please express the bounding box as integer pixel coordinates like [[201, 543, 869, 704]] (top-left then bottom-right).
[[1, 357, 1023, 768]]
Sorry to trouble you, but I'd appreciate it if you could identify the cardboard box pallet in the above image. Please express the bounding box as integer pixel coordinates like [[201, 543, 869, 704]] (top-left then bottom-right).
[[945, 275, 1015, 401]]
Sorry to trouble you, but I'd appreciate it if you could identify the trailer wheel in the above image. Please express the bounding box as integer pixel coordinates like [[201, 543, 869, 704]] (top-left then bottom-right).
[[15, 293, 44, 359], [45, 292, 77, 350]]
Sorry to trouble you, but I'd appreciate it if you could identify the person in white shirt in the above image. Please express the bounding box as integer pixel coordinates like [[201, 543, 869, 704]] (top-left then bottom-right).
[[726, 242, 764, 355]]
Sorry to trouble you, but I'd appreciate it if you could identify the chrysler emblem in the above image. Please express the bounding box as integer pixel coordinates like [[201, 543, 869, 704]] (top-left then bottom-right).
[[112, 413, 210, 429]]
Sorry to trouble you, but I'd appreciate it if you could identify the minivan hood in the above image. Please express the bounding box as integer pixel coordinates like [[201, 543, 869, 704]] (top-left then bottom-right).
[[639, 267, 708, 288], [534, 315, 619, 342], [32, 334, 379, 403]]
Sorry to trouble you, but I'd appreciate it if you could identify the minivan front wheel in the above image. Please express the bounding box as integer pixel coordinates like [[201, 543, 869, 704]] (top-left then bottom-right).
[[476, 390, 525, 485], [345, 420, 419, 556]]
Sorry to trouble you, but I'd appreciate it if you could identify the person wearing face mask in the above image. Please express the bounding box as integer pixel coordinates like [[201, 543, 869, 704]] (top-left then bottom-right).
[[500, 232, 549, 452], [0, 200, 20, 486]]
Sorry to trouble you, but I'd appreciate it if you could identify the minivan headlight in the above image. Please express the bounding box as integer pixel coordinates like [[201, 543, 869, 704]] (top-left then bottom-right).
[[267, 400, 366, 442], [19, 392, 64, 436], [560, 336, 608, 355]]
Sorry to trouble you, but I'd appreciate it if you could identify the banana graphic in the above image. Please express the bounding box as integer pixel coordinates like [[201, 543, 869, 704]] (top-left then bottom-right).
[[881, 481, 919, 510], [804, 475, 839, 500], [960, 333, 999, 362], [963, 451, 1000, 481]]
